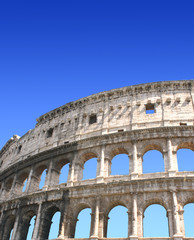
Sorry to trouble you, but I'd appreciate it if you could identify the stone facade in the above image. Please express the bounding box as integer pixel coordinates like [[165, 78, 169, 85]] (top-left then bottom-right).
[[0, 80, 194, 240]]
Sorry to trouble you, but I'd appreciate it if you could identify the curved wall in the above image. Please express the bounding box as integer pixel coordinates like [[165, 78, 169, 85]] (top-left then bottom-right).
[[0, 80, 194, 240]]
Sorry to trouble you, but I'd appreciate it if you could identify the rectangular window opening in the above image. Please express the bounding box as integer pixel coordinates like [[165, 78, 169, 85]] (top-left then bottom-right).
[[46, 128, 53, 138], [118, 129, 124, 132], [89, 114, 97, 124], [146, 104, 155, 114], [180, 122, 187, 126]]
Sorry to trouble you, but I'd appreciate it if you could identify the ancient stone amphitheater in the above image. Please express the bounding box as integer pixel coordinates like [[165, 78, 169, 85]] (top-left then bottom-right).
[[0, 80, 194, 240]]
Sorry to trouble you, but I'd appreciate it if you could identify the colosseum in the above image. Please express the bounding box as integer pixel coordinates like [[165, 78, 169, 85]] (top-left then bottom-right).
[[0, 80, 194, 240]]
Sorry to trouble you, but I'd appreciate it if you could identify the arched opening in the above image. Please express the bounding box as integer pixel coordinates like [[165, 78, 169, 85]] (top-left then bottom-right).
[[48, 211, 61, 239], [177, 148, 194, 171], [143, 150, 164, 173], [143, 204, 169, 237], [22, 178, 28, 192], [38, 206, 60, 240], [184, 203, 194, 237], [5, 178, 13, 189], [9, 229, 13, 240], [75, 208, 91, 238], [107, 205, 128, 238], [16, 210, 36, 240], [111, 154, 129, 175], [16, 171, 29, 194], [39, 169, 47, 189], [59, 163, 69, 184], [82, 158, 97, 180], [26, 215, 36, 240], [2, 215, 15, 240]]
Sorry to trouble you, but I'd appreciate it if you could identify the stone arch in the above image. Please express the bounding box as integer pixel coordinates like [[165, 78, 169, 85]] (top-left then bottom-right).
[[106, 200, 128, 216], [34, 163, 48, 189], [106, 201, 128, 238], [183, 202, 194, 237], [108, 146, 129, 159], [17, 209, 36, 240], [176, 142, 194, 172], [3, 177, 14, 199], [141, 143, 165, 174], [143, 203, 169, 237], [34, 163, 48, 177], [16, 170, 29, 193], [72, 202, 93, 221], [73, 202, 92, 238], [55, 157, 70, 171], [183, 196, 194, 207], [39, 204, 61, 240], [1, 214, 15, 240], [142, 198, 168, 213], [141, 143, 164, 156], [78, 151, 98, 180], [106, 145, 129, 176], [54, 157, 70, 184], [79, 151, 99, 165], [176, 141, 194, 151]]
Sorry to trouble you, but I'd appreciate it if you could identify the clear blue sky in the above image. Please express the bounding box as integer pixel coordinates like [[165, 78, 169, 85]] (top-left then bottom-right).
[[1, 1, 194, 239], [1, 0, 194, 149]]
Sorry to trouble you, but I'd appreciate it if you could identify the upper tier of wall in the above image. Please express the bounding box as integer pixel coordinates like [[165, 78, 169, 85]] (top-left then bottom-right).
[[1, 80, 194, 170]]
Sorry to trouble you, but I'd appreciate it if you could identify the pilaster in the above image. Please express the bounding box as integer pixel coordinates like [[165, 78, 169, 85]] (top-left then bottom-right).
[[31, 203, 42, 240], [131, 141, 139, 179], [172, 191, 183, 239], [130, 193, 138, 238]]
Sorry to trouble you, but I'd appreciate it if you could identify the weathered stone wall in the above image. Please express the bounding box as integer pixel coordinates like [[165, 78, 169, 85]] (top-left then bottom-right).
[[0, 80, 194, 240]]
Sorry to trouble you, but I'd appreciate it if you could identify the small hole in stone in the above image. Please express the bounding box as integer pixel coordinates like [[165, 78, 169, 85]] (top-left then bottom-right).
[[46, 128, 53, 138], [89, 114, 97, 124]]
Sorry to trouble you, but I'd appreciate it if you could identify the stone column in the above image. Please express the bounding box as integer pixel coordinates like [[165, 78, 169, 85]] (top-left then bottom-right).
[[127, 209, 132, 237], [90, 212, 95, 237], [27, 174, 39, 192], [97, 145, 105, 182], [58, 213, 72, 238], [163, 150, 169, 172], [10, 174, 17, 197], [131, 141, 138, 179], [11, 208, 21, 240], [69, 218, 78, 238], [104, 157, 111, 177], [167, 209, 174, 237], [179, 208, 185, 236], [44, 160, 53, 188], [0, 210, 4, 237], [167, 138, 177, 176], [98, 212, 108, 238], [67, 162, 74, 186], [90, 198, 100, 238], [0, 182, 5, 200], [25, 166, 34, 192], [137, 209, 143, 237], [102, 213, 109, 238], [50, 167, 60, 186], [130, 194, 138, 239], [31, 203, 42, 240], [172, 191, 183, 239], [73, 162, 84, 181], [38, 216, 52, 240], [96, 158, 101, 177]]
